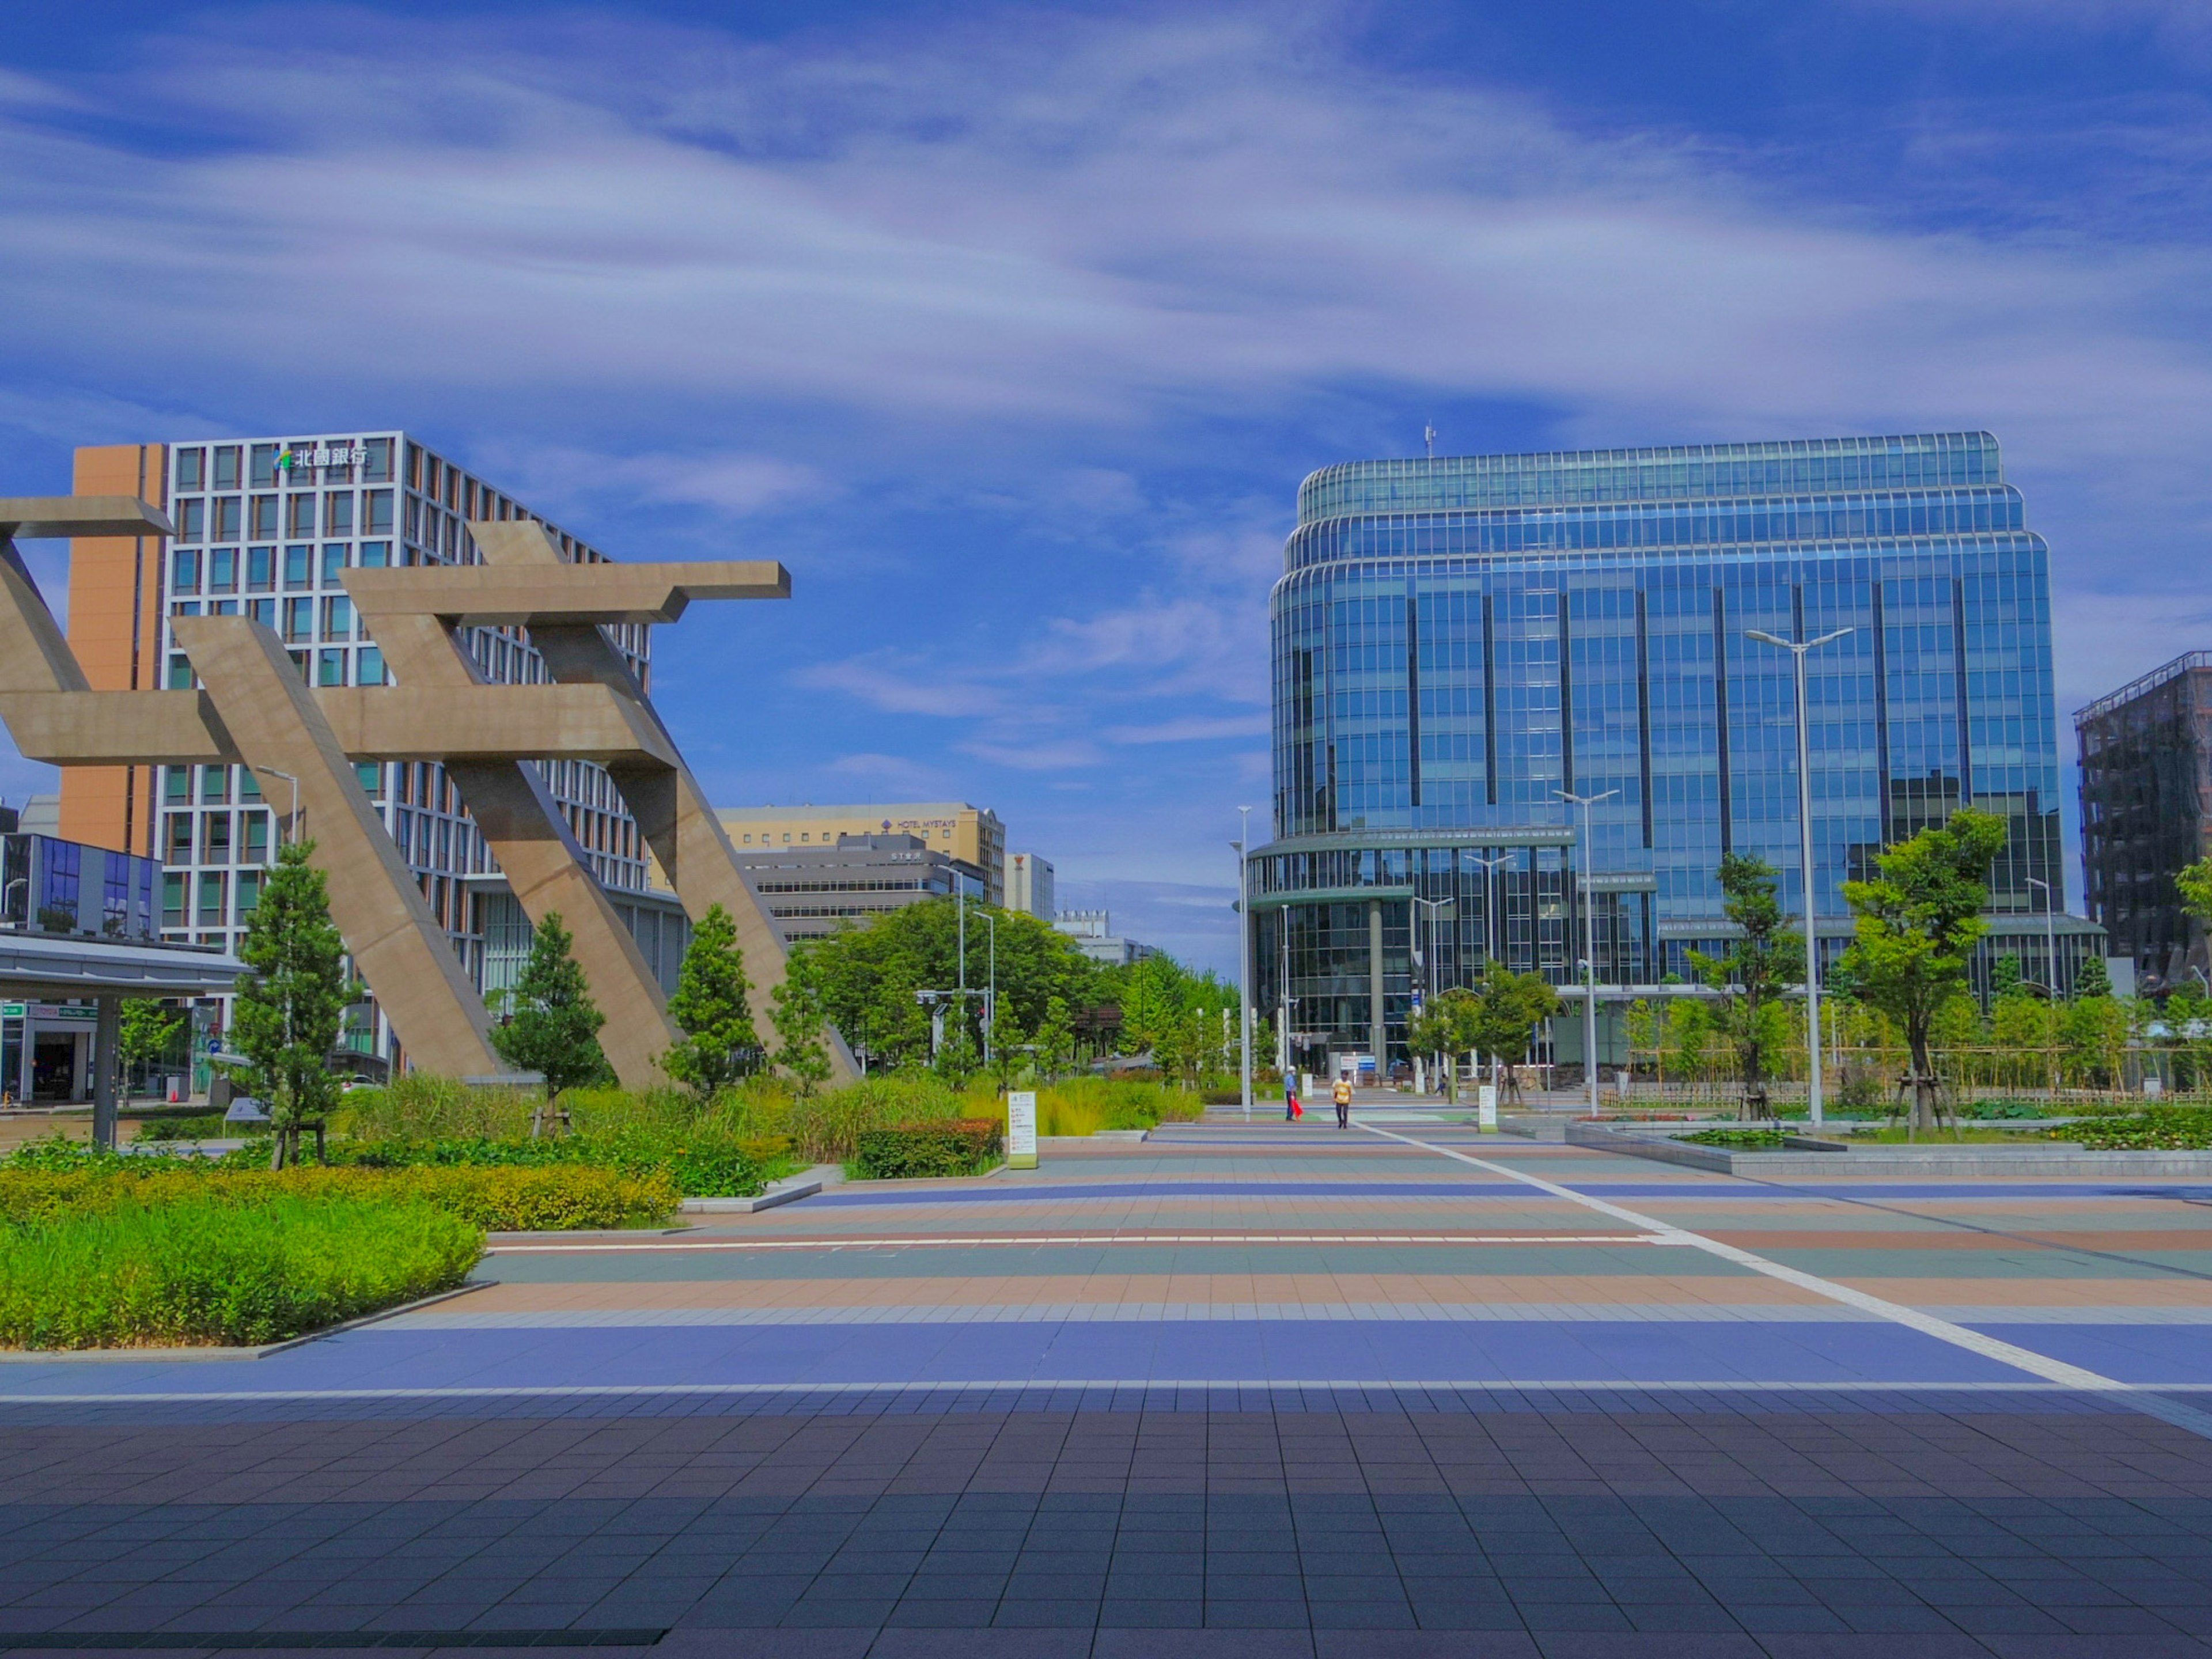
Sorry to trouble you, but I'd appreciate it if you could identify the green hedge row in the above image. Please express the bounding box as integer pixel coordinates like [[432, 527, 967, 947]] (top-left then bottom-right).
[[0, 1194, 480, 1350], [853, 1118, 1005, 1180], [2058, 1109, 2212, 1150], [331, 1131, 789, 1198], [0, 1155, 680, 1232]]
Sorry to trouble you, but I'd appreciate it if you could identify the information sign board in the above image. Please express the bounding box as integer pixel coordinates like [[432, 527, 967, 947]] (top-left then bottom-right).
[[1007, 1090, 1037, 1169]]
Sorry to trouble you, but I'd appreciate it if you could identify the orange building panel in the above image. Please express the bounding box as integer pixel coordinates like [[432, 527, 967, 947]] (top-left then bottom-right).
[[60, 443, 166, 856]]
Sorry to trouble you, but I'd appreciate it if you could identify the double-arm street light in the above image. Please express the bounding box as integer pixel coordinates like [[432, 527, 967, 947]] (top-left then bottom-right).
[[1411, 894, 1455, 1096], [1556, 789, 1618, 1116], [1745, 626, 1853, 1127]]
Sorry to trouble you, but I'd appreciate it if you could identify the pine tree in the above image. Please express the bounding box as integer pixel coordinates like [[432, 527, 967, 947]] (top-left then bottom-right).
[[2073, 953, 2112, 1001], [233, 841, 346, 1168], [494, 911, 611, 1129], [661, 903, 760, 1101]]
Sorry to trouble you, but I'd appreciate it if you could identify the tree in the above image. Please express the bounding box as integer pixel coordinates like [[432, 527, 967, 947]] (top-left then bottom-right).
[[795, 897, 1099, 1072], [1688, 853, 1805, 1120], [987, 996, 1028, 1090], [494, 911, 611, 1130], [1407, 987, 1482, 1103], [116, 999, 184, 1103], [1990, 953, 2024, 1001], [661, 903, 762, 1100], [2073, 953, 2112, 1001], [1153, 1008, 1211, 1086], [1466, 964, 1562, 1105], [769, 959, 832, 1096], [1033, 995, 1075, 1078], [1840, 807, 2009, 1129], [232, 840, 347, 1168]]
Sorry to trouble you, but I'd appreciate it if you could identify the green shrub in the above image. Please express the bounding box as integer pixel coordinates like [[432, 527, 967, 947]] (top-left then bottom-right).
[[131, 1112, 230, 1143], [0, 1160, 678, 1232], [1032, 1078, 1204, 1134], [2056, 1109, 2212, 1150], [331, 1075, 538, 1141], [1679, 1128, 1787, 1149], [852, 1118, 1005, 1179], [0, 1194, 480, 1350], [332, 1130, 781, 1198], [1957, 1098, 2054, 1120]]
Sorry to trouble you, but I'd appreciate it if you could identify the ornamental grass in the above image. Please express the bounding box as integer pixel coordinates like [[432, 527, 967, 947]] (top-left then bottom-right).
[[0, 1193, 480, 1350], [0, 1150, 680, 1232]]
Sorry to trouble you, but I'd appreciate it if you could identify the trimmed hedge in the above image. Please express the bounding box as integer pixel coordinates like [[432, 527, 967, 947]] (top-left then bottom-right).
[[0, 1194, 480, 1350], [853, 1118, 1005, 1180], [0, 1158, 680, 1232], [2058, 1109, 2212, 1151], [332, 1132, 785, 1198]]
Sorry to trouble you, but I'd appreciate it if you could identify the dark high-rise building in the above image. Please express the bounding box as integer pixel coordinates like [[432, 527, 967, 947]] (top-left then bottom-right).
[[1253, 431, 2097, 1074], [2077, 651, 2212, 993]]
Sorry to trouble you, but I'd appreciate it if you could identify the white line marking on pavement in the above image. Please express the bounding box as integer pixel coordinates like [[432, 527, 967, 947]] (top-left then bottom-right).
[[0, 1379, 2205, 1406], [487, 1233, 1657, 1253], [1359, 1122, 2212, 1442]]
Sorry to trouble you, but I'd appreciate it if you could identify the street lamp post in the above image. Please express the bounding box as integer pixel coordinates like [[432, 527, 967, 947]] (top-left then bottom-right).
[[257, 768, 301, 847], [1412, 894, 1455, 1099], [1465, 851, 1510, 1092], [1745, 627, 1852, 1128], [1234, 806, 1253, 1121], [984, 911, 997, 1068], [1556, 789, 1618, 1116], [2026, 876, 2059, 999]]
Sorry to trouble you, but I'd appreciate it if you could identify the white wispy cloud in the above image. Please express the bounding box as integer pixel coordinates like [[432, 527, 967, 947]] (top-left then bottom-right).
[[2, 2, 2207, 931]]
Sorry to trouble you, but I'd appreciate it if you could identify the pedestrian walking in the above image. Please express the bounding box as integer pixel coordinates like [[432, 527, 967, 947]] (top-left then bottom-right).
[[1283, 1069, 1302, 1121], [1333, 1074, 1353, 1129]]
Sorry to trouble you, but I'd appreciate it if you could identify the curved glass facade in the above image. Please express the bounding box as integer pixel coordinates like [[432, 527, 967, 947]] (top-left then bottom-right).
[[1256, 432, 2063, 1074]]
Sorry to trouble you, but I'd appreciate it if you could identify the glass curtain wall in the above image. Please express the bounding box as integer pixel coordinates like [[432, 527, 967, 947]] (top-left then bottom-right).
[[1260, 433, 2065, 1070]]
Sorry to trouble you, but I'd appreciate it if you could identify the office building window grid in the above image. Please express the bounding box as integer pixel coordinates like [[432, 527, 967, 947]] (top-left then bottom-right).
[[156, 432, 651, 1055], [1261, 432, 2063, 1066]]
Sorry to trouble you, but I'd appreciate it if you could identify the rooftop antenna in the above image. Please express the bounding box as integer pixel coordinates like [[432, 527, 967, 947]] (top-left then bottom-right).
[[1423, 423, 1437, 460]]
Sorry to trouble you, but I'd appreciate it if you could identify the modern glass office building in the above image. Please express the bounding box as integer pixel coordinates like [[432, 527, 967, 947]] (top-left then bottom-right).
[[1252, 431, 2090, 1076], [64, 432, 685, 1074]]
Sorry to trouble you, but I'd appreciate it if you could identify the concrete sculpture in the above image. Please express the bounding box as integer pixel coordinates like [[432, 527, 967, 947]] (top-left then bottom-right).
[[0, 496, 851, 1086]]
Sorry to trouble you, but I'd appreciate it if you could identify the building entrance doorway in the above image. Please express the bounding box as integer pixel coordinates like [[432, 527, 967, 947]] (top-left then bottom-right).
[[31, 1033, 81, 1102]]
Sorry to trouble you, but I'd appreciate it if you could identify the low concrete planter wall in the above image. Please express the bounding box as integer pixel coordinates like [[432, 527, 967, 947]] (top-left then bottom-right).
[[1565, 1118, 2212, 1177]]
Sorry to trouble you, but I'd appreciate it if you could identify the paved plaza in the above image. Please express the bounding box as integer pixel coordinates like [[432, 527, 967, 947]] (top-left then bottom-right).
[[1, 1112, 2211, 1657]]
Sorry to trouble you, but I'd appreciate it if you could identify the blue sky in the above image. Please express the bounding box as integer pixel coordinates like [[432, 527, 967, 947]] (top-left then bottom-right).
[[3, 0, 2209, 971]]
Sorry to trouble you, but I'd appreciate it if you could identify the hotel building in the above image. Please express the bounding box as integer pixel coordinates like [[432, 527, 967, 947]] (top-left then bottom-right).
[[717, 803, 1006, 906]]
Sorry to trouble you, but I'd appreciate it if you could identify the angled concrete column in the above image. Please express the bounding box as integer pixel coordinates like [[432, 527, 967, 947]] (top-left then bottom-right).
[[358, 609, 682, 1090], [467, 521, 858, 1083], [171, 615, 501, 1080]]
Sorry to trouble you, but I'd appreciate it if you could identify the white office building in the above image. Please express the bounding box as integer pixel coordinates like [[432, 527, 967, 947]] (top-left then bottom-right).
[[1006, 853, 1055, 919], [85, 431, 684, 1073]]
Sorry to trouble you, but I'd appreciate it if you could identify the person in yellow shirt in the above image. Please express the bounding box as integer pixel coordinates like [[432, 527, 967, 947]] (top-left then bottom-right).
[[1332, 1074, 1353, 1129]]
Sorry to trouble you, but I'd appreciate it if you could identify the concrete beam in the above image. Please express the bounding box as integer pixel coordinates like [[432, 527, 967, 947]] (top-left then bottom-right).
[[172, 614, 502, 1080], [346, 560, 788, 627], [0, 496, 175, 541], [0, 685, 677, 767], [467, 518, 858, 1084], [355, 594, 684, 1092]]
